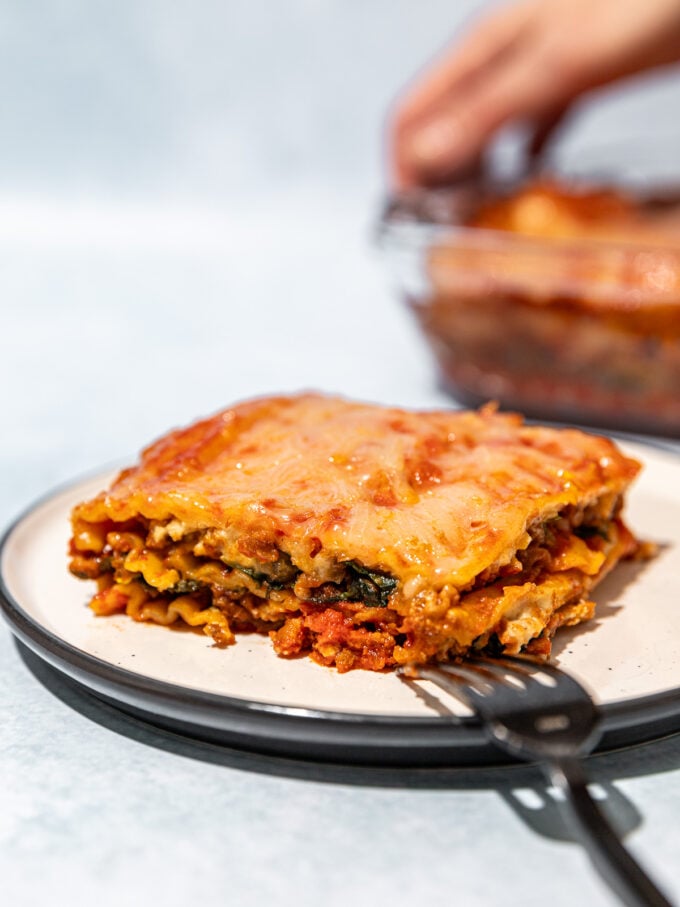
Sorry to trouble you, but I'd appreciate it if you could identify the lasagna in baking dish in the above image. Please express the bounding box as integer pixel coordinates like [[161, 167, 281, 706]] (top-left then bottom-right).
[[416, 179, 680, 435], [69, 394, 642, 672]]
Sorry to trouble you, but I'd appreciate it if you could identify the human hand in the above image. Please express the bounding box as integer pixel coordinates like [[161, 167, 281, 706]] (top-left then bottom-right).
[[391, 0, 680, 188]]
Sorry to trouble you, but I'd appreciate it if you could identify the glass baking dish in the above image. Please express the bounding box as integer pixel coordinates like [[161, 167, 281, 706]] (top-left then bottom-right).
[[379, 176, 680, 437]]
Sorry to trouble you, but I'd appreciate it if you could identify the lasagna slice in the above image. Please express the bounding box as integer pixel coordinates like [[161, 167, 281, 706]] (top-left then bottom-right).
[[69, 394, 642, 672]]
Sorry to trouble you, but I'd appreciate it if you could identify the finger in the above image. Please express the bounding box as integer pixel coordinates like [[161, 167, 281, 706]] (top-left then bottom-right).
[[399, 52, 569, 187], [393, 0, 535, 134]]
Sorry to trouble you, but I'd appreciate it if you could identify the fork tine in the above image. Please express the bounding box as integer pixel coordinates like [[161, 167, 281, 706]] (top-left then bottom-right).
[[407, 664, 487, 708], [453, 661, 509, 682], [466, 658, 531, 686], [475, 655, 537, 677], [430, 661, 509, 692]]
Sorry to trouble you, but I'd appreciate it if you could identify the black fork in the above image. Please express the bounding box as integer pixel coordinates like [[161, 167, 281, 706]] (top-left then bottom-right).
[[400, 658, 673, 907]]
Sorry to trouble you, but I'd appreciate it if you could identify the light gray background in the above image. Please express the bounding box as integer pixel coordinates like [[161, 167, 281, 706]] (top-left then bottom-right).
[[2, 2, 680, 905]]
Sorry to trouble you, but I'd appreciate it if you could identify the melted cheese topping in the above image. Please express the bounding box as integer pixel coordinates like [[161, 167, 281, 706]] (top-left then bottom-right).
[[72, 394, 640, 592]]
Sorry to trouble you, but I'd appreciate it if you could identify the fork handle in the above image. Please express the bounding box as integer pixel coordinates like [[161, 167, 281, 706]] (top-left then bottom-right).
[[548, 758, 673, 907]]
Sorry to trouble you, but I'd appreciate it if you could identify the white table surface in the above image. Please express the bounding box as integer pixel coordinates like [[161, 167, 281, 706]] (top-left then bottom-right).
[[2, 184, 680, 907]]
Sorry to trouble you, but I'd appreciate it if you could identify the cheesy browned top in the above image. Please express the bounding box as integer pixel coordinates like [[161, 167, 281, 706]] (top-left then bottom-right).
[[71, 394, 640, 594]]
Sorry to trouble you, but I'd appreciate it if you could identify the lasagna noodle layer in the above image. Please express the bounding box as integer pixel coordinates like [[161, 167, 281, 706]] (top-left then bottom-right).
[[69, 395, 642, 671]]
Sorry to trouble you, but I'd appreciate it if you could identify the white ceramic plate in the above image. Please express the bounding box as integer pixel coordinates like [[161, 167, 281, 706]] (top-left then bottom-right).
[[2, 442, 680, 766]]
